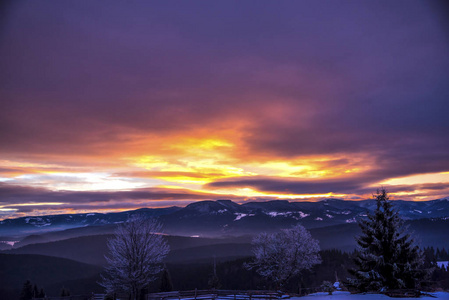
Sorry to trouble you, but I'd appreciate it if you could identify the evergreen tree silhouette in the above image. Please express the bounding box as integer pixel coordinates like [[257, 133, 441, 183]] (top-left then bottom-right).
[[208, 256, 221, 289], [19, 280, 33, 300], [33, 284, 39, 298], [350, 188, 425, 291], [60, 286, 70, 297], [160, 266, 174, 292], [38, 288, 45, 298]]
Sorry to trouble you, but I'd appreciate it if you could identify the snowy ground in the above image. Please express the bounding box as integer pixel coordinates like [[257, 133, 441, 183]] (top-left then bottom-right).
[[289, 291, 449, 300]]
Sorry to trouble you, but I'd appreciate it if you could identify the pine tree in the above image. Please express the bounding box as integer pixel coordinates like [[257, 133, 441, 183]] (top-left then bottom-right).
[[440, 248, 449, 260], [60, 286, 70, 297], [19, 280, 33, 300], [350, 189, 424, 292], [436, 248, 442, 260], [38, 288, 45, 298], [423, 247, 436, 267], [208, 256, 221, 290], [160, 266, 174, 292], [33, 284, 39, 298]]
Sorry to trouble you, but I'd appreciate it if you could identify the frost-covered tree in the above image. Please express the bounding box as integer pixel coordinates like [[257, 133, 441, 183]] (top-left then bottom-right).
[[100, 215, 170, 300], [247, 225, 321, 289], [350, 188, 424, 292]]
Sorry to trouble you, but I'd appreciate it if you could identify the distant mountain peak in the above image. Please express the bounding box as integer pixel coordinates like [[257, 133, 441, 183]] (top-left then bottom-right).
[[184, 200, 227, 213]]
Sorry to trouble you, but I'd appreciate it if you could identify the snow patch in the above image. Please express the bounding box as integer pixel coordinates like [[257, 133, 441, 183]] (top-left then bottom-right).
[[86, 213, 95, 217], [291, 291, 449, 299], [325, 214, 334, 219], [291, 292, 394, 299], [266, 211, 308, 219], [233, 213, 255, 221], [346, 217, 357, 223], [315, 217, 323, 221], [234, 213, 247, 221], [332, 210, 352, 215], [298, 211, 310, 218], [24, 217, 49, 226], [217, 209, 227, 213], [267, 211, 291, 217], [0, 240, 19, 246]]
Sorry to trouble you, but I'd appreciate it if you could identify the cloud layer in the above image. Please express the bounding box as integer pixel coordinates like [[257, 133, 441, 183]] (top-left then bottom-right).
[[1, 1, 449, 218]]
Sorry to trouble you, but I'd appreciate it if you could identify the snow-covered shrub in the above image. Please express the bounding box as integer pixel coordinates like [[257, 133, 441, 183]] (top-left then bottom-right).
[[321, 281, 334, 295]]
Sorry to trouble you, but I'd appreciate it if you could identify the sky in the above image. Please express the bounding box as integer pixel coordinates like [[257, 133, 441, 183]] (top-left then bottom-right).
[[1, 0, 449, 219]]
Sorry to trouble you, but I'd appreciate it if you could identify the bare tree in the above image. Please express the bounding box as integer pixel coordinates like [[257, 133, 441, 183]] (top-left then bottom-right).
[[247, 225, 321, 290], [100, 215, 169, 300]]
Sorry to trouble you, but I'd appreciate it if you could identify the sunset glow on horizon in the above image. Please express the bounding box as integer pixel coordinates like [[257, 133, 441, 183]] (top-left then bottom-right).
[[1, 1, 449, 219]]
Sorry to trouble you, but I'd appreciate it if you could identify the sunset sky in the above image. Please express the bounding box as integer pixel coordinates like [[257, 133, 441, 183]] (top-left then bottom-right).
[[1, 1, 449, 219]]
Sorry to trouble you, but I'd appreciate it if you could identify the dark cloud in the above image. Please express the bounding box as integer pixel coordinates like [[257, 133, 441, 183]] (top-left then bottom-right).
[[206, 176, 449, 197], [0, 183, 239, 206], [1, 0, 448, 162], [206, 176, 367, 195], [5, 200, 195, 214]]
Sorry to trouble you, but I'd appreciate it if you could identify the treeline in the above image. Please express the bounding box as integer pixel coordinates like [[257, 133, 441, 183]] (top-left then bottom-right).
[[160, 247, 449, 294], [157, 249, 356, 293], [424, 247, 449, 262], [423, 247, 449, 291], [14, 247, 449, 299], [19, 280, 45, 300], [19, 280, 75, 300]]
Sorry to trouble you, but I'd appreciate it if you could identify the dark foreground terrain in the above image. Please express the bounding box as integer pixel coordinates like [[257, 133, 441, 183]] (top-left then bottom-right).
[[1, 199, 449, 298]]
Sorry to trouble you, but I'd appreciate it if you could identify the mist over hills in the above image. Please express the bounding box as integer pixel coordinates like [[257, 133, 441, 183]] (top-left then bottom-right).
[[3, 218, 448, 267]]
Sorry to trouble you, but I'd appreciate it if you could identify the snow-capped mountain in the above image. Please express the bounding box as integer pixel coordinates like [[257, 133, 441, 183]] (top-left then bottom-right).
[[1, 198, 448, 237]]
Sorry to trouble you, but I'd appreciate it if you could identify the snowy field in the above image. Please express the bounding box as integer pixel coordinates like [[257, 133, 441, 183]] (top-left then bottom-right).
[[289, 291, 449, 300]]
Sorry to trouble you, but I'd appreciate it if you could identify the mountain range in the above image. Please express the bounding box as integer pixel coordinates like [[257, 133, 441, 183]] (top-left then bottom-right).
[[1, 198, 448, 238]]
